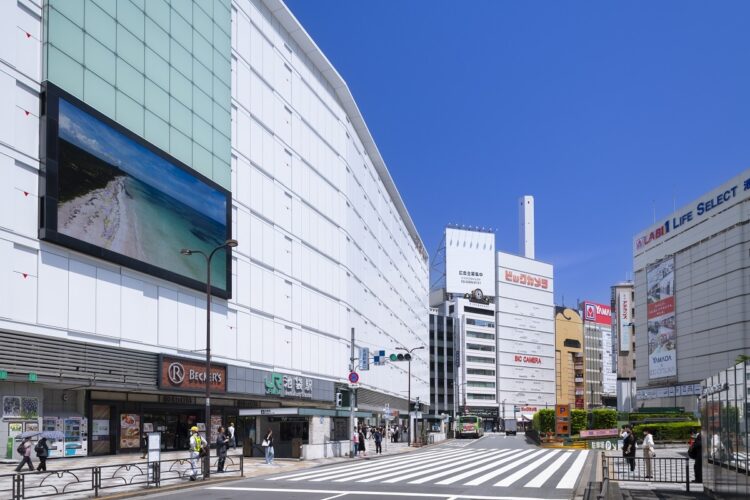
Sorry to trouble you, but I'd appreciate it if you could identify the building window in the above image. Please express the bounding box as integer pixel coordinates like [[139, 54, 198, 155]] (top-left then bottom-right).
[[467, 331, 495, 340], [466, 318, 495, 328], [467, 368, 495, 376], [466, 356, 495, 364], [564, 339, 581, 348], [467, 381, 496, 388], [466, 343, 495, 352], [467, 393, 495, 400]]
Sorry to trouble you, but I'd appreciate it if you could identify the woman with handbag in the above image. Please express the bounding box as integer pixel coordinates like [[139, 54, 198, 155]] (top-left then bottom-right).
[[262, 429, 274, 465], [643, 429, 655, 478]]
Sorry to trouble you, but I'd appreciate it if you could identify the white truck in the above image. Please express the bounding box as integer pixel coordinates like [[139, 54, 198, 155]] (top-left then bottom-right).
[[503, 418, 517, 436]]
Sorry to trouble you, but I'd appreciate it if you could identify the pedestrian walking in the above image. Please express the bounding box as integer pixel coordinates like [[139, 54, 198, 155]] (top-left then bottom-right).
[[188, 426, 204, 481], [15, 437, 34, 472], [642, 429, 655, 478], [140, 431, 148, 459], [373, 427, 383, 454], [622, 425, 636, 472], [688, 431, 702, 483], [228, 422, 236, 449], [35, 437, 49, 472], [262, 429, 274, 465], [216, 426, 227, 473], [358, 428, 367, 457]]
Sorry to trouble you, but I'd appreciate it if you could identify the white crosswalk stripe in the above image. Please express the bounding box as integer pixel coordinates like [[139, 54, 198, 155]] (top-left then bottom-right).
[[268, 449, 450, 481], [435, 448, 536, 485], [408, 448, 513, 484], [494, 450, 561, 487], [266, 446, 589, 491]]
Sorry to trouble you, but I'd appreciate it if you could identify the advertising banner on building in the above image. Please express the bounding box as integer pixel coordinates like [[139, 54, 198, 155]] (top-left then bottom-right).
[[583, 302, 612, 325], [646, 257, 677, 379], [445, 228, 495, 296], [618, 290, 632, 352]]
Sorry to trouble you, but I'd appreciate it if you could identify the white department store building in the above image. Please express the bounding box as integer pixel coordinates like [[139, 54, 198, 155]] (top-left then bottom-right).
[[0, 0, 428, 458]]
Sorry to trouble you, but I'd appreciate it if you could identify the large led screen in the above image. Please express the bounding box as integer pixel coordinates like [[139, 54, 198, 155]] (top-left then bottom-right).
[[40, 84, 232, 297]]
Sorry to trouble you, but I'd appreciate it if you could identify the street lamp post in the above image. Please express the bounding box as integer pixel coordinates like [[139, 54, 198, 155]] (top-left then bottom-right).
[[180, 239, 238, 479], [396, 345, 424, 446]]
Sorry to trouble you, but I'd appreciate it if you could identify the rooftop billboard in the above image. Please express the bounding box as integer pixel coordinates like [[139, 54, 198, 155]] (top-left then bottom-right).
[[445, 227, 495, 296]]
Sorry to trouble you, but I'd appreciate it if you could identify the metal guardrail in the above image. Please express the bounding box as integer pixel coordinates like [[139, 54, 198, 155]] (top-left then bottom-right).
[[0, 456, 243, 499], [602, 455, 690, 491]]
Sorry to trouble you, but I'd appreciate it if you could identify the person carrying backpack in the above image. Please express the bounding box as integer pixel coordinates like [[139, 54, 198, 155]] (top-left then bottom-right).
[[15, 437, 33, 472], [35, 438, 50, 471]]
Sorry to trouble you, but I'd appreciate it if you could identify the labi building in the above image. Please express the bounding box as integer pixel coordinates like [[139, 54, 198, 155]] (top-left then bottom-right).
[[633, 169, 750, 411], [0, 0, 428, 458]]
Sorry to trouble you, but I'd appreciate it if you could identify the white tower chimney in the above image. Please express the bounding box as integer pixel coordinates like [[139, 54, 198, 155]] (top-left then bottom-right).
[[519, 195, 535, 259]]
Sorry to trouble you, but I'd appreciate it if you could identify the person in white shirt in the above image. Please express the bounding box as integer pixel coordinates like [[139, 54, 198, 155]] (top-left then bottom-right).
[[642, 429, 655, 478], [227, 422, 236, 450]]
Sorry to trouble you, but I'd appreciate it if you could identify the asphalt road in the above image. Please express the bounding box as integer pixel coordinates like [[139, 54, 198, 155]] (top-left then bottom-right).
[[150, 433, 591, 500]]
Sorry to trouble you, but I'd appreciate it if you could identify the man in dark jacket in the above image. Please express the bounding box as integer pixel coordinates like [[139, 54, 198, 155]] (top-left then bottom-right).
[[216, 426, 228, 473], [35, 438, 50, 471], [689, 431, 702, 483], [622, 425, 636, 472]]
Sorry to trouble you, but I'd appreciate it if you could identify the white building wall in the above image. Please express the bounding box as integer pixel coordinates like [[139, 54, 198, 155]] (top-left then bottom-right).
[[496, 251, 555, 418], [0, 0, 429, 404]]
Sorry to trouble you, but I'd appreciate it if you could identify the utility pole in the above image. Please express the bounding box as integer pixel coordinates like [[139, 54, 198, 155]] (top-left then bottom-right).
[[349, 327, 356, 458]]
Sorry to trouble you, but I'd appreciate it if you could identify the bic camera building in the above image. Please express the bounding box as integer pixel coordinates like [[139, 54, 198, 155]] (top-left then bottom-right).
[[430, 198, 555, 430], [0, 0, 429, 458], [633, 169, 750, 411]]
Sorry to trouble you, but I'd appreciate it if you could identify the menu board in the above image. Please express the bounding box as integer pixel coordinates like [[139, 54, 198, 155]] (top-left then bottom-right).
[[211, 415, 222, 443], [120, 414, 140, 449]]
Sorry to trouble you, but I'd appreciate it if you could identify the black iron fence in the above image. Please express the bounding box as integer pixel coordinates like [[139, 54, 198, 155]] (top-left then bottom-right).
[[0, 455, 243, 499], [602, 455, 691, 491]]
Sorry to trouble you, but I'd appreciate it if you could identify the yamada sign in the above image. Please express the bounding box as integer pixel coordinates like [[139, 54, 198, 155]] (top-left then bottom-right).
[[159, 355, 226, 393], [583, 301, 612, 325]]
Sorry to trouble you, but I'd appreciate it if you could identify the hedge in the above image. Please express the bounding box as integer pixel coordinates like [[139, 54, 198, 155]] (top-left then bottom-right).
[[632, 421, 700, 441], [592, 409, 618, 429], [571, 409, 587, 434], [628, 413, 697, 422], [532, 409, 555, 433]]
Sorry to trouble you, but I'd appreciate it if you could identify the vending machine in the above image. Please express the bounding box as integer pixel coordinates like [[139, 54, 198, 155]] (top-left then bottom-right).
[[42, 417, 63, 458], [63, 417, 88, 457], [43, 416, 88, 457]]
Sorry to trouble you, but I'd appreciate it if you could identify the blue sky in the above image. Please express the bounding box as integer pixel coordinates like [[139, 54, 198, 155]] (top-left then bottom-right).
[[286, 0, 750, 306], [59, 99, 227, 224]]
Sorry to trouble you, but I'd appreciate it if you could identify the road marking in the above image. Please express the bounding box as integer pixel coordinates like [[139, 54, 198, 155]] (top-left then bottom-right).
[[494, 450, 561, 487], [436, 448, 534, 485], [556, 450, 589, 489], [310, 449, 468, 482], [332, 449, 476, 482], [209, 487, 568, 500], [379, 449, 506, 483], [409, 449, 513, 484], [465, 449, 547, 486], [321, 494, 348, 500], [268, 448, 449, 481], [524, 451, 574, 488]]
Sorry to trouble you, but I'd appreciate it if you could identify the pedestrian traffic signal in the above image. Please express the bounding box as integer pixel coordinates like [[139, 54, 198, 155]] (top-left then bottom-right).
[[335, 392, 342, 408], [389, 353, 412, 362]]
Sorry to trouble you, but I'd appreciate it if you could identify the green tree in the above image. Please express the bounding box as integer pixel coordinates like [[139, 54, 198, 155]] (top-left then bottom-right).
[[735, 354, 750, 365], [571, 409, 588, 434]]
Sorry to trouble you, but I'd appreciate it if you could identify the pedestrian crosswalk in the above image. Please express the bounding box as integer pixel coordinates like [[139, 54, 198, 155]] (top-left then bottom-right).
[[268, 447, 589, 490]]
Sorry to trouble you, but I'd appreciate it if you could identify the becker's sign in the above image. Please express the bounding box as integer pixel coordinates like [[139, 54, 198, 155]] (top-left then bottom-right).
[[159, 355, 227, 393]]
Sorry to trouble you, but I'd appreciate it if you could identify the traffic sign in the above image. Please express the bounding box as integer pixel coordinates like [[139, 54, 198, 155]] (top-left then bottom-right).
[[348, 371, 359, 384]]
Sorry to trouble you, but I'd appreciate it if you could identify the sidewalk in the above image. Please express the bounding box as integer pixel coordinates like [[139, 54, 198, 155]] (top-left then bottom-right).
[[603, 445, 704, 495], [0, 440, 418, 499]]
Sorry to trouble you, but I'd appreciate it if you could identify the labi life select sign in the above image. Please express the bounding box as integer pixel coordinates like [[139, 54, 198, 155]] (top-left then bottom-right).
[[444, 228, 495, 296]]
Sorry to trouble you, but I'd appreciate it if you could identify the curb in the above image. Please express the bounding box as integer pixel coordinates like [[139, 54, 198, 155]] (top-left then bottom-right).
[[98, 474, 246, 500]]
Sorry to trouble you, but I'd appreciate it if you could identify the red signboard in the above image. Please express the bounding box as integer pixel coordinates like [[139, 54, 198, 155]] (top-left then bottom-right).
[[647, 296, 675, 318], [159, 355, 226, 393], [583, 301, 612, 325], [503, 270, 549, 290], [514, 355, 542, 365]]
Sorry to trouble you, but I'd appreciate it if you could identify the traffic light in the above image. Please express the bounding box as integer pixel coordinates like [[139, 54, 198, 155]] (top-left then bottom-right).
[[335, 392, 342, 408], [389, 353, 412, 362]]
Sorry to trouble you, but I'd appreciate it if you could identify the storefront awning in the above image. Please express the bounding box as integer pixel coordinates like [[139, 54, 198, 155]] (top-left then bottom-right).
[[239, 407, 373, 418]]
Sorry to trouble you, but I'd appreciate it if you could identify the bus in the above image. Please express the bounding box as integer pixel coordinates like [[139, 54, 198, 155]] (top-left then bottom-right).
[[455, 415, 484, 439]]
